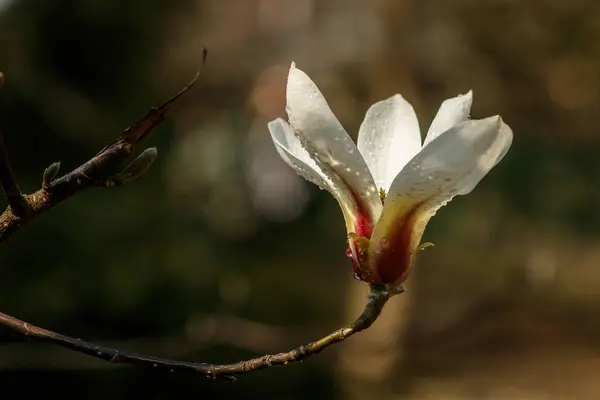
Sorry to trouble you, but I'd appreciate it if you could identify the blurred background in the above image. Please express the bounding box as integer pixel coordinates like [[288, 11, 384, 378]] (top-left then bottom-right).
[[1, 0, 600, 398]]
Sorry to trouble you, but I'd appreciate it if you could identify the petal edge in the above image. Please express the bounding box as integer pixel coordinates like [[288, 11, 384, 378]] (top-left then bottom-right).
[[423, 90, 473, 147]]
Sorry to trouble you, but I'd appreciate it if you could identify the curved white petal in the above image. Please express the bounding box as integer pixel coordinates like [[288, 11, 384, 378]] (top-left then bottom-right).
[[456, 120, 512, 195], [491, 126, 512, 168], [357, 94, 422, 193], [268, 118, 333, 191], [268, 118, 375, 235], [423, 90, 473, 147], [370, 115, 512, 250], [285, 63, 383, 224]]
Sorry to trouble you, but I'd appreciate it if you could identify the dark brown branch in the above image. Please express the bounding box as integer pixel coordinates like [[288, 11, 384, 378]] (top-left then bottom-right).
[[0, 51, 397, 379], [0, 133, 31, 218], [0, 284, 394, 380], [0, 314, 311, 370], [0, 48, 207, 244]]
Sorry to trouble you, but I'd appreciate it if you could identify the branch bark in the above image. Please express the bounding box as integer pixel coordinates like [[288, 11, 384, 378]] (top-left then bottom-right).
[[0, 284, 393, 380], [0, 51, 207, 243], [0, 52, 398, 379]]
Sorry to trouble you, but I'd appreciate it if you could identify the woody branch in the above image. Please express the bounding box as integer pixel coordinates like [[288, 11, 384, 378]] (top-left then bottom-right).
[[0, 54, 396, 380]]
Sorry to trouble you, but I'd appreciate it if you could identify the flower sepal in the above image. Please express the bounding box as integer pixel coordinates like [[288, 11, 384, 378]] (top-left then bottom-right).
[[346, 232, 374, 282], [417, 242, 435, 252]]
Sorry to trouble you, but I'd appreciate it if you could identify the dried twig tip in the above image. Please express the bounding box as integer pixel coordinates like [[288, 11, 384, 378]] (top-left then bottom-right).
[[202, 46, 208, 65]]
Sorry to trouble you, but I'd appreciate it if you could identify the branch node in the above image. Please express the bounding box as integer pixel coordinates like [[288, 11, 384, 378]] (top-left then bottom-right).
[[0, 133, 32, 218], [42, 162, 61, 190], [109, 350, 119, 362]]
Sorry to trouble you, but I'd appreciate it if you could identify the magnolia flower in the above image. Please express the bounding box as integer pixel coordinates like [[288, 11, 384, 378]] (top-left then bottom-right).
[[268, 63, 512, 290]]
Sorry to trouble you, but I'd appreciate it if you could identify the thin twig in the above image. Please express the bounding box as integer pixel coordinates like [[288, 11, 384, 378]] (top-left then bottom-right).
[[0, 284, 393, 380], [0, 133, 32, 218], [0, 50, 397, 379], [0, 48, 207, 244], [0, 315, 311, 370]]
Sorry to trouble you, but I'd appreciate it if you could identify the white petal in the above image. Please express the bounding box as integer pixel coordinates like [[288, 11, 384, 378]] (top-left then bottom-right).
[[285, 63, 383, 222], [268, 118, 333, 191], [268, 118, 376, 235], [371, 116, 512, 247], [357, 94, 422, 193], [423, 90, 473, 147], [457, 118, 512, 194]]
